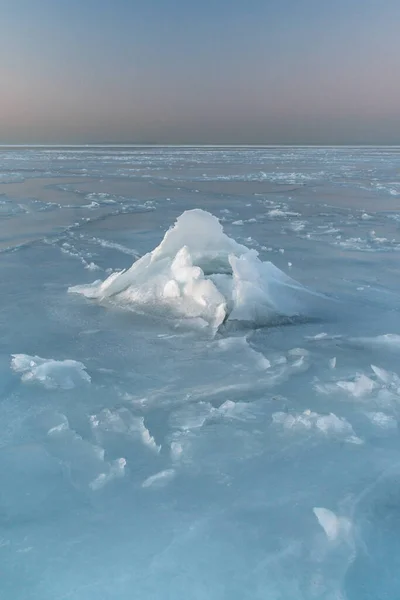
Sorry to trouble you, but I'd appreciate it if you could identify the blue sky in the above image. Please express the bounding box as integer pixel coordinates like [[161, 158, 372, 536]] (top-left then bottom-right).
[[1, 0, 400, 143]]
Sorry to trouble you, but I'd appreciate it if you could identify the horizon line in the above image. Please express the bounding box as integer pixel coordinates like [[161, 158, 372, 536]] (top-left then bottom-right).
[[1, 143, 400, 148]]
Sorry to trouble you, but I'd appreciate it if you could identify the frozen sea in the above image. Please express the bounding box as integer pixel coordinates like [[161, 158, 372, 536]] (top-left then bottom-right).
[[1, 146, 400, 599]]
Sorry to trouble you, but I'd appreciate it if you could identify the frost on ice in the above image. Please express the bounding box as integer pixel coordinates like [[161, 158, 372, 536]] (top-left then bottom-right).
[[69, 209, 325, 329], [11, 354, 91, 389]]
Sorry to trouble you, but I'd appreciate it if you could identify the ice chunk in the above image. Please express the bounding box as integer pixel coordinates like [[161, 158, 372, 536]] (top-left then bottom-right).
[[90, 408, 161, 453], [11, 354, 91, 389], [170, 402, 214, 431], [216, 336, 271, 370], [315, 371, 381, 400], [69, 209, 324, 330], [89, 458, 126, 491], [272, 410, 361, 443], [287, 348, 310, 372], [350, 334, 400, 351], [267, 208, 300, 218], [306, 332, 342, 342], [214, 399, 259, 423], [29, 410, 71, 436], [314, 508, 341, 541], [45, 419, 126, 491], [84, 261, 100, 271], [170, 441, 184, 462], [313, 507, 352, 542], [336, 374, 376, 398], [216, 400, 250, 420], [371, 364, 396, 385], [228, 251, 315, 325], [142, 468, 175, 489], [309, 332, 328, 340], [365, 412, 397, 429]]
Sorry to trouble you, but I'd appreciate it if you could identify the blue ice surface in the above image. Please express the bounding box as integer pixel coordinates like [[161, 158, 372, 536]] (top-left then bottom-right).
[[1, 145, 400, 599]]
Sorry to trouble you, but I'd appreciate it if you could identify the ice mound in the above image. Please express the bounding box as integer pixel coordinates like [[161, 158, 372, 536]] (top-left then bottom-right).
[[69, 209, 324, 329], [11, 354, 91, 389]]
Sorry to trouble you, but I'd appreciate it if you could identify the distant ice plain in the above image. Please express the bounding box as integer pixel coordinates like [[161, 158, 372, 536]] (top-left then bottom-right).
[[1, 146, 400, 599]]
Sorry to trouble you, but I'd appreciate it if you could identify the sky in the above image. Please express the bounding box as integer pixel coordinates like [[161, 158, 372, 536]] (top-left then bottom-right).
[[1, 0, 400, 144]]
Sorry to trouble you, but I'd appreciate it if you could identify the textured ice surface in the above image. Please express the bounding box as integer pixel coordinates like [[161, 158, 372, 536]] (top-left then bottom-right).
[[1, 146, 400, 599]]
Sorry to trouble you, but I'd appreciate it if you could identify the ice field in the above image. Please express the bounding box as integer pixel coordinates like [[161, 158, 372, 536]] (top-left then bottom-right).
[[1, 146, 400, 599]]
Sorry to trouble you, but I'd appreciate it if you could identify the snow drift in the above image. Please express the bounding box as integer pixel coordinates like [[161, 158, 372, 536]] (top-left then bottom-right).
[[69, 209, 325, 329]]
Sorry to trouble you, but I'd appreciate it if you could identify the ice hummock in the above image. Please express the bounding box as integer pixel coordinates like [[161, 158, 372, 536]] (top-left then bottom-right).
[[69, 209, 325, 329]]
